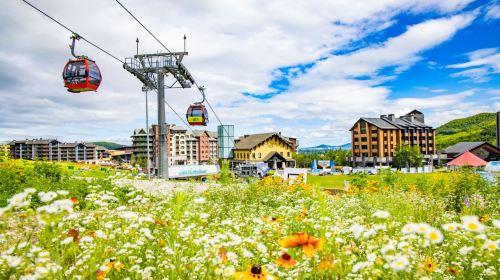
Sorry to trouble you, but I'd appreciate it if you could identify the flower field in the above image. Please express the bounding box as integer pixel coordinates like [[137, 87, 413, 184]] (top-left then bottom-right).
[[0, 162, 499, 279]]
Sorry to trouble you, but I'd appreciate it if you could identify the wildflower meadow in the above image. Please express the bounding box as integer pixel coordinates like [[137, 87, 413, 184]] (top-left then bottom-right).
[[0, 159, 499, 279]]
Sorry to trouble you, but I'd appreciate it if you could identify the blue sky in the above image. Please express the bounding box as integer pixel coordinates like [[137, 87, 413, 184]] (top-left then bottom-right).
[[0, 0, 499, 147]]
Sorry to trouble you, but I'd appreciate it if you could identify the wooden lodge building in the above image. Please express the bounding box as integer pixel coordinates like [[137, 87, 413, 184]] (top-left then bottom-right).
[[232, 132, 296, 169], [349, 110, 439, 166]]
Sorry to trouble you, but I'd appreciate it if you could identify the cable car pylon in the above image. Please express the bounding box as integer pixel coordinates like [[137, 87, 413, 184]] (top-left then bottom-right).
[[123, 41, 195, 179]]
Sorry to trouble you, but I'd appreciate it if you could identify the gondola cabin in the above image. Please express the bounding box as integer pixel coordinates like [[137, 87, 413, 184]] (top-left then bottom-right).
[[186, 104, 208, 126], [62, 58, 101, 93]]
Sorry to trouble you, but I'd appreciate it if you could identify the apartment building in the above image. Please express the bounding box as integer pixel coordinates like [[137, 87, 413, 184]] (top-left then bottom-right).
[[186, 130, 218, 165], [132, 125, 217, 167], [9, 139, 97, 162], [349, 110, 436, 166]]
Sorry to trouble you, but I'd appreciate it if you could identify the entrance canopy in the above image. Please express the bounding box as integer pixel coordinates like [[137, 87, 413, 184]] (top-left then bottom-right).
[[447, 151, 487, 167]]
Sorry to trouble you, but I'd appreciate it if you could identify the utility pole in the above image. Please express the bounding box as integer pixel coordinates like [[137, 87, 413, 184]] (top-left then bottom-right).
[[124, 50, 195, 179]]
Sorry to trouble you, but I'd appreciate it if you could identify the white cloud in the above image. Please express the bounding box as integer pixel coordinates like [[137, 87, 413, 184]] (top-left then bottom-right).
[[447, 48, 500, 83], [0, 0, 492, 147], [485, 3, 500, 20]]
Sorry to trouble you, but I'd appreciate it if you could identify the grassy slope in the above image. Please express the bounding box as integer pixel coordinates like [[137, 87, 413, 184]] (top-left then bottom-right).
[[92, 141, 125, 150], [435, 112, 496, 150]]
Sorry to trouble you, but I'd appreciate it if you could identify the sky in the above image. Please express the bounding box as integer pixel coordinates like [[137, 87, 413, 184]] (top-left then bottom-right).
[[0, 0, 499, 147]]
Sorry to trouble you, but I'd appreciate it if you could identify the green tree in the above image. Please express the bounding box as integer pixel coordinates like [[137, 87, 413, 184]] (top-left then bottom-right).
[[394, 144, 423, 168], [131, 155, 147, 168]]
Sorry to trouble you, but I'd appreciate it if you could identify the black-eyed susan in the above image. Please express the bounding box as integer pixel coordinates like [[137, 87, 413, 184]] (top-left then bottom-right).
[[479, 214, 490, 224], [422, 257, 437, 273], [296, 208, 308, 221], [234, 265, 274, 280], [279, 232, 324, 257], [447, 266, 459, 276], [276, 253, 297, 268]]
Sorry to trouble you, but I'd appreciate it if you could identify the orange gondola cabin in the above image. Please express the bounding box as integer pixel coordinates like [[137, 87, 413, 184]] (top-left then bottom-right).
[[186, 104, 208, 126], [62, 58, 101, 93]]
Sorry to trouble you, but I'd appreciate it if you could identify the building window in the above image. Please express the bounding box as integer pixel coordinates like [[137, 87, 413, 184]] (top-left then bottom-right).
[[360, 120, 367, 134], [287, 152, 290, 157], [361, 137, 367, 142], [252, 153, 255, 159], [258, 153, 261, 158]]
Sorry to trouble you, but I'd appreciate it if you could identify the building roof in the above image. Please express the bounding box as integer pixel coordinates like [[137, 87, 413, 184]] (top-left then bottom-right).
[[187, 130, 218, 139], [10, 139, 60, 145], [350, 110, 433, 131], [447, 151, 488, 166], [170, 125, 187, 131], [262, 151, 287, 162], [234, 132, 291, 150], [442, 142, 489, 155], [360, 118, 398, 129]]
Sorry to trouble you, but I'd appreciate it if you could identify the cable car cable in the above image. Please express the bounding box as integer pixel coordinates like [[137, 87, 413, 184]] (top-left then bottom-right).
[[21, 0, 124, 64], [114, 0, 173, 55], [114, 0, 234, 138], [21, 0, 196, 133]]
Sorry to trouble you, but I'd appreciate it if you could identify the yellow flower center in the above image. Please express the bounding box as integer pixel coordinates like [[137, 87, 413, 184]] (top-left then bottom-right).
[[468, 223, 478, 230], [429, 232, 438, 240]]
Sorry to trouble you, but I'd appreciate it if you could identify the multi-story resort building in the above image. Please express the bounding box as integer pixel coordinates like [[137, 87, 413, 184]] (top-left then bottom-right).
[[349, 110, 436, 166], [9, 139, 97, 162], [131, 125, 218, 167]]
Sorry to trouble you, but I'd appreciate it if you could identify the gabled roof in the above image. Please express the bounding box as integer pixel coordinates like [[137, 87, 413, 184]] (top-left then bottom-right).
[[234, 133, 291, 150], [442, 142, 491, 155], [262, 151, 287, 162], [405, 109, 423, 115], [447, 151, 487, 166], [10, 139, 60, 145], [350, 118, 397, 130], [187, 130, 218, 139]]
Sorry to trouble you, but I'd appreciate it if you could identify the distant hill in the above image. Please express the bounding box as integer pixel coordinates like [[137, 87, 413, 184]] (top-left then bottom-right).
[[298, 143, 351, 153], [92, 141, 124, 150], [436, 112, 497, 150]]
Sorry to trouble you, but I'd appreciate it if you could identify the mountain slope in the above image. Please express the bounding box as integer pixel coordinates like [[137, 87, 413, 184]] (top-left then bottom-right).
[[92, 141, 124, 150], [435, 112, 497, 150]]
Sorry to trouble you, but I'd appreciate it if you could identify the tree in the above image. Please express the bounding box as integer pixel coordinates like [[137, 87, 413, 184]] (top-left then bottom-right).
[[394, 144, 423, 168], [131, 155, 147, 168]]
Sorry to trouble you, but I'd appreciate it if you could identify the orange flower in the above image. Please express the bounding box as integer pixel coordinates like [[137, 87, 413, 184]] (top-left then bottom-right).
[[279, 232, 323, 257], [218, 246, 228, 264], [447, 266, 459, 276], [276, 253, 297, 268], [158, 239, 167, 247], [86, 231, 96, 237], [70, 197, 79, 205], [155, 219, 168, 226], [317, 256, 335, 271], [67, 228, 80, 242], [95, 270, 107, 280]]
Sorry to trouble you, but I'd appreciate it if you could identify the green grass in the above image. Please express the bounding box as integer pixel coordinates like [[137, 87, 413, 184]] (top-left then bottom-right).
[[307, 172, 450, 189]]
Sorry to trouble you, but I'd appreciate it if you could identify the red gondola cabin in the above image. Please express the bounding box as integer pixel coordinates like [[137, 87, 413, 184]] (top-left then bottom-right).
[[62, 58, 101, 93], [186, 104, 208, 126]]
